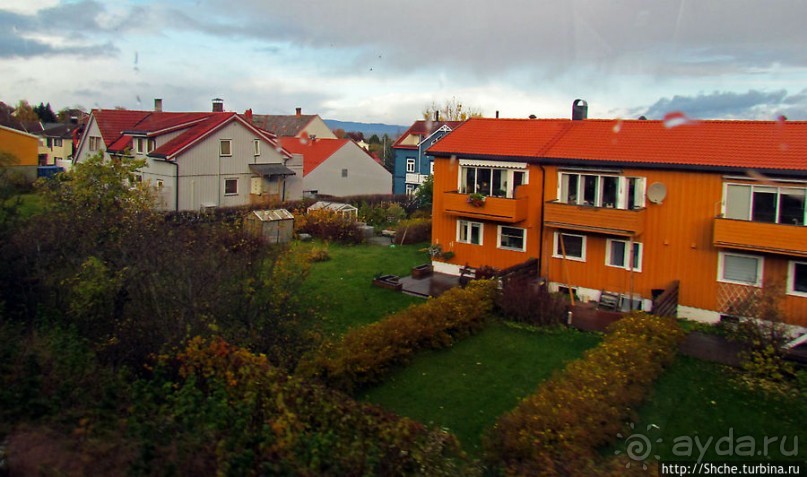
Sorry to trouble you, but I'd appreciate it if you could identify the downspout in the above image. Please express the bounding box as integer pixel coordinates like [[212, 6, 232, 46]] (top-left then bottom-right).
[[168, 159, 179, 211], [538, 163, 547, 278]]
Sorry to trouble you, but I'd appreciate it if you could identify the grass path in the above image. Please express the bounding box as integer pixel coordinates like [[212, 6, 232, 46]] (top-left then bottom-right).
[[360, 323, 601, 455]]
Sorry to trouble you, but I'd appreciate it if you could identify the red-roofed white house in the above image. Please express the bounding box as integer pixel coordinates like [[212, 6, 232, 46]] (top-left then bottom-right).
[[279, 137, 391, 197], [427, 107, 807, 328], [74, 100, 302, 211]]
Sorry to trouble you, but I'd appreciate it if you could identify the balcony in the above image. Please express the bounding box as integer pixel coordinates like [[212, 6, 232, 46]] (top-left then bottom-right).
[[713, 217, 807, 258], [543, 201, 646, 237], [405, 173, 429, 185], [443, 189, 529, 223]]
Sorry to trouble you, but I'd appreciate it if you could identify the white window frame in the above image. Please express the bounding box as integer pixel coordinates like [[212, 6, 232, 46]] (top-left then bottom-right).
[[722, 182, 806, 225], [253, 139, 261, 156], [458, 163, 529, 199], [552, 232, 586, 262], [405, 184, 416, 196], [148, 138, 156, 152], [224, 178, 238, 196], [406, 158, 416, 173], [497, 226, 526, 252], [605, 238, 643, 272], [558, 172, 646, 210], [457, 220, 483, 245], [220, 139, 233, 157], [717, 252, 763, 287], [787, 260, 807, 297], [88, 136, 101, 152], [429, 161, 434, 175]]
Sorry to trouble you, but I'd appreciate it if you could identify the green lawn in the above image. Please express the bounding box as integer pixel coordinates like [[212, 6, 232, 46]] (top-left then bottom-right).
[[3, 192, 45, 219], [617, 356, 807, 463], [298, 241, 427, 336], [360, 322, 601, 455]]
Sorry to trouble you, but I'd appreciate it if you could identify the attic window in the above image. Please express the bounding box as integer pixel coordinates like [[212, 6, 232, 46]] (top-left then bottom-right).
[[341, 168, 348, 178], [253, 139, 260, 156], [148, 138, 156, 152], [220, 139, 232, 156]]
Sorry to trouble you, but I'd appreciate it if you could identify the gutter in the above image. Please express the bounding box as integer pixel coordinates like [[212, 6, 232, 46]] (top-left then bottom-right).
[[538, 164, 547, 277]]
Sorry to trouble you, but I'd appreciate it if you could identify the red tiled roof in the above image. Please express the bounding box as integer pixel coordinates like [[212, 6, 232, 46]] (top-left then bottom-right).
[[280, 137, 348, 176], [91, 109, 289, 160], [251, 114, 317, 137], [428, 118, 570, 159], [428, 117, 807, 172], [392, 120, 464, 149]]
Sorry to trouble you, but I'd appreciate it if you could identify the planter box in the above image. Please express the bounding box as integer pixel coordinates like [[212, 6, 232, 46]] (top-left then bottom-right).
[[373, 274, 402, 291], [411, 264, 433, 279]]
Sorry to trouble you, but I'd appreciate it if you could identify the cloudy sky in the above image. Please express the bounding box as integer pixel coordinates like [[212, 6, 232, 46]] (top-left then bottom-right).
[[2, 0, 807, 125]]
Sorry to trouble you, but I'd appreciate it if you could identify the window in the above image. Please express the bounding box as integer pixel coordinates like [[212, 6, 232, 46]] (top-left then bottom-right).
[[559, 172, 645, 209], [606, 239, 642, 271], [88, 136, 101, 152], [724, 183, 805, 225], [553, 232, 586, 261], [135, 138, 145, 154], [459, 164, 528, 198], [457, 220, 483, 245], [156, 179, 164, 189], [53, 138, 62, 147], [341, 168, 348, 178], [498, 226, 526, 251], [429, 161, 434, 175], [406, 158, 416, 172], [253, 139, 261, 156], [787, 261, 807, 296], [718, 252, 763, 286], [220, 139, 232, 156], [224, 178, 238, 195], [148, 138, 156, 152], [405, 184, 416, 195]]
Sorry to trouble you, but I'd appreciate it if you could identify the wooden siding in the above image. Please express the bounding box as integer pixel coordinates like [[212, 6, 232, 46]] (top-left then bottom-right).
[[543, 201, 646, 236], [304, 141, 391, 196], [442, 187, 529, 223], [431, 158, 541, 270], [714, 218, 807, 258], [0, 126, 38, 167]]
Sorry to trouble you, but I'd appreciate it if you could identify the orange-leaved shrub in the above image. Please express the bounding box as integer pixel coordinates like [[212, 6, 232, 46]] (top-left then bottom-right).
[[294, 208, 364, 244], [483, 312, 685, 476], [129, 336, 476, 476], [297, 280, 497, 394]]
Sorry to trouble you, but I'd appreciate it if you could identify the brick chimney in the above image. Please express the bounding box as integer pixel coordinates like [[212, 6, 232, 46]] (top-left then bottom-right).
[[212, 98, 224, 112], [244, 108, 253, 122], [295, 107, 302, 117], [154, 98, 163, 112]]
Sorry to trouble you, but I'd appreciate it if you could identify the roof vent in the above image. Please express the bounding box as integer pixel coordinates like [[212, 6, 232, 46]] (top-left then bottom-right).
[[572, 99, 588, 120]]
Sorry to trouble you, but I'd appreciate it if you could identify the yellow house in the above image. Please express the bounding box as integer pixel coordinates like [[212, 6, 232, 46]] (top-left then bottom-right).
[[0, 125, 39, 182]]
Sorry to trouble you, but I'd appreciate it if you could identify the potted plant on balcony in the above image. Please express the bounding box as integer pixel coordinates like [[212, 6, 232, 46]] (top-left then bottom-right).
[[467, 192, 486, 207]]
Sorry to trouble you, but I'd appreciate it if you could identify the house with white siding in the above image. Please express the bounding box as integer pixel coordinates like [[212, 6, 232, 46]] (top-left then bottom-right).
[[279, 137, 391, 197], [74, 100, 302, 211]]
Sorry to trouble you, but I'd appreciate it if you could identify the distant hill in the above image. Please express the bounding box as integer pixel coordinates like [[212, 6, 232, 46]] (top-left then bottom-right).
[[324, 119, 408, 139]]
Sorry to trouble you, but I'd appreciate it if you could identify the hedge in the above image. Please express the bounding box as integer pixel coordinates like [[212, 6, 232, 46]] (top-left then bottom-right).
[[483, 312, 685, 476], [297, 280, 498, 394], [128, 337, 477, 476]]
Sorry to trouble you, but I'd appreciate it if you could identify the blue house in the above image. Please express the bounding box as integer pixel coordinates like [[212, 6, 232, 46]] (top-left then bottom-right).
[[392, 119, 462, 195]]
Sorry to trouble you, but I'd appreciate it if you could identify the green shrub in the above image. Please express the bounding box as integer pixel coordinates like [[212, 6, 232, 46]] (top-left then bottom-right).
[[297, 280, 498, 394], [393, 217, 431, 244], [483, 312, 685, 475]]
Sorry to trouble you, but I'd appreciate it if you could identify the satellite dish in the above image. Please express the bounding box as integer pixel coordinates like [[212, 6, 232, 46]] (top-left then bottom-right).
[[647, 182, 667, 204]]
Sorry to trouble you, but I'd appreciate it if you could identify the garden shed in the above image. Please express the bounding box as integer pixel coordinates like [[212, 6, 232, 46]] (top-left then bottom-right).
[[306, 201, 358, 218], [245, 209, 295, 244]]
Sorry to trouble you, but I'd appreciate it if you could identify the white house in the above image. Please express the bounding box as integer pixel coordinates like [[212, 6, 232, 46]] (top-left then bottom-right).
[[279, 137, 391, 197], [74, 100, 302, 211]]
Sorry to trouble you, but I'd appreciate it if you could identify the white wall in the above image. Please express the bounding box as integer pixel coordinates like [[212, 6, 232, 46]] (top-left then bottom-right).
[[305, 141, 391, 197]]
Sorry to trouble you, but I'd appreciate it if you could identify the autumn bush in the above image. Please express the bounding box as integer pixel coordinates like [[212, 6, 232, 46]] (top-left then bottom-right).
[[393, 217, 431, 244], [128, 337, 476, 476], [297, 280, 498, 394], [294, 208, 364, 244], [483, 312, 685, 476], [496, 278, 569, 327]]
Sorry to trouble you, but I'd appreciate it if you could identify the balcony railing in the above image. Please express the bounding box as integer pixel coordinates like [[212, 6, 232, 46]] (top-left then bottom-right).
[[405, 173, 430, 184], [543, 201, 646, 236], [442, 189, 529, 223], [713, 217, 807, 257]]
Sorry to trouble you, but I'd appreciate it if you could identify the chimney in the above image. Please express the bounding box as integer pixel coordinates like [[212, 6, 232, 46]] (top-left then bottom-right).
[[295, 107, 302, 117], [244, 108, 253, 122], [495, 110, 500, 119], [212, 98, 224, 112], [154, 98, 163, 112], [572, 99, 588, 120]]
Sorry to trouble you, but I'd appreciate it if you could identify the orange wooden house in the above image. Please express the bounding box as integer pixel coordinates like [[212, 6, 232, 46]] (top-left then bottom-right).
[[428, 112, 807, 327]]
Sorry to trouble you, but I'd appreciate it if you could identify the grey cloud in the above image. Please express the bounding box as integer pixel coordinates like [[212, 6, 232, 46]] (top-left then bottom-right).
[[641, 90, 807, 120]]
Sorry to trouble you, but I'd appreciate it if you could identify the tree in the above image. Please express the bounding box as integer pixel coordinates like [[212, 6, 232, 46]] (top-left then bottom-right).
[[423, 97, 483, 121], [333, 128, 346, 139], [13, 100, 38, 122], [34, 102, 57, 123], [414, 174, 434, 211]]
